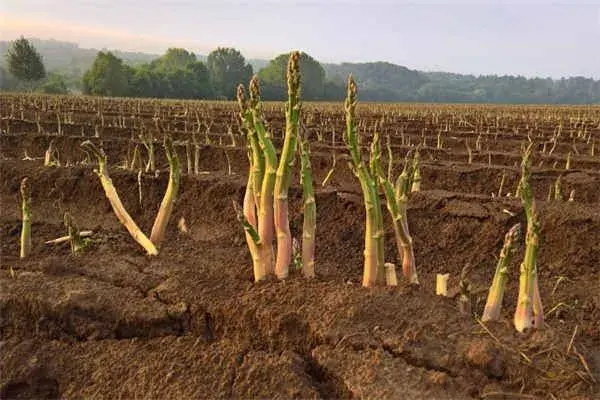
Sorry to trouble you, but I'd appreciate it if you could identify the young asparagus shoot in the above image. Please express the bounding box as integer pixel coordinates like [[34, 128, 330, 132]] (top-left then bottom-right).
[[150, 136, 181, 247], [274, 51, 301, 279], [299, 128, 316, 278], [371, 133, 419, 284], [344, 75, 385, 287], [514, 144, 544, 332], [237, 82, 275, 278], [482, 223, 520, 322], [81, 140, 158, 256], [20, 177, 32, 259], [63, 212, 86, 254], [237, 89, 265, 281], [249, 76, 278, 275], [44, 139, 60, 167]]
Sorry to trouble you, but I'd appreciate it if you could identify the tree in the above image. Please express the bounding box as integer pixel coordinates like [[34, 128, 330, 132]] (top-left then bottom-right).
[[129, 48, 212, 99], [82, 51, 132, 97], [38, 73, 69, 94], [150, 48, 197, 72], [258, 52, 325, 100], [5, 36, 46, 88], [207, 47, 253, 100]]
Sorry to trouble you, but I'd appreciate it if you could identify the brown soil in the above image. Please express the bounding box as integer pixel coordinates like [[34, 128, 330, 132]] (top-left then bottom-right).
[[1, 96, 599, 399]]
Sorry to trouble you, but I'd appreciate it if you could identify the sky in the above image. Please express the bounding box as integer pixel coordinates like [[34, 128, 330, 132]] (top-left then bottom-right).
[[1, 0, 599, 79]]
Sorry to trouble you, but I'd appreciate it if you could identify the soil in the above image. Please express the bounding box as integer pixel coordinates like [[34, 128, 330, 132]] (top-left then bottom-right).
[[1, 95, 599, 399]]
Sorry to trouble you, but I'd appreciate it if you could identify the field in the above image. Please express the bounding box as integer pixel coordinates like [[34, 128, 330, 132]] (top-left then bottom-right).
[[1, 93, 599, 399]]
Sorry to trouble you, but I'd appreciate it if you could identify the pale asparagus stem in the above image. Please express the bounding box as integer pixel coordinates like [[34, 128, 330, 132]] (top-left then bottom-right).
[[274, 51, 301, 279], [321, 154, 336, 187], [498, 170, 506, 197], [514, 144, 544, 332], [140, 133, 155, 172], [186, 141, 193, 174], [20, 177, 32, 259], [386, 134, 393, 182], [237, 85, 264, 228], [235, 178, 265, 281], [150, 136, 181, 247], [370, 137, 386, 284], [81, 141, 158, 256], [396, 174, 418, 284], [411, 151, 421, 192], [373, 133, 419, 284], [130, 144, 143, 171], [300, 130, 316, 278], [344, 75, 385, 287], [249, 76, 277, 275], [44, 139, 59, 166], [482, 223, 520, 322], [237, 84, 269, 277]]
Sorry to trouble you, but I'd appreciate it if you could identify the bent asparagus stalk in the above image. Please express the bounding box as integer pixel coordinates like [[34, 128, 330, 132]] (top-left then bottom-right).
[[274, 51, 301, 279], [81, 140, 158, 256], [482, 223, 520, 321], [344, 75, 385, 287], [299, 129, 316, 278], [249, 76, 278, 275], [150, 136, 181, 247], [371, 133, 419, 284], [20, 177, 32, 259], [514, 144, 544, 332], [237, 85, 265, 218]]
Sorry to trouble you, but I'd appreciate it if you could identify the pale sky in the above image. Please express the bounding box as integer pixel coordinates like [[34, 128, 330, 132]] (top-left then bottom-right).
[[1, 0, 599, 78]]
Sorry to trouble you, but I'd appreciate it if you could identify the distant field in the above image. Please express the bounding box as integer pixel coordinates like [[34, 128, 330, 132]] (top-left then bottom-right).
[[1, 93, 598, 399]]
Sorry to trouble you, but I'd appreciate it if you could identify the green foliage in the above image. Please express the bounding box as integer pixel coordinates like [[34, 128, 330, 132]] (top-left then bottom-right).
[[150, 48, 197, 71], [258, 52, 326, 100], [129, 48, 212, 99], [5, 38, 598, 104], [207, 47, 253, 100], [38, 73, 69, 94], [325, 62, 426, 101], [82, 51, 132, 96], [5, 37, 46, 85]]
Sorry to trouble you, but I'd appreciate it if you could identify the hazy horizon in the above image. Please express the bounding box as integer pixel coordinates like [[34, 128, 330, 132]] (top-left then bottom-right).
[[1, 0, 599, 79]]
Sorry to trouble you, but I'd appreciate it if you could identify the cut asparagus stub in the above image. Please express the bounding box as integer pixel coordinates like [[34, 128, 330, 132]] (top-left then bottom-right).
[[385, 263, 398, 286], [436, 273, 449, 296], [81, 140, 158, 256], [150, 136, 181, 247]]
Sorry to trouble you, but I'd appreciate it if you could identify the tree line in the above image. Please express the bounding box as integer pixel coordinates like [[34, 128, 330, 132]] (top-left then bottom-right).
[[80, 48, 339, 101], [3, 37, 600, 104]]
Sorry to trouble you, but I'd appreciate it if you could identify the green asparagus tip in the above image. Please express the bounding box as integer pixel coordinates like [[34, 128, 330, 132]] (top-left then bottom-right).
[[287, 51, 301, 96], [20, 177, 30, 198], [236, 84, 247, 111], [249, 75, 261, 107], [345, 74, 357, 116]]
